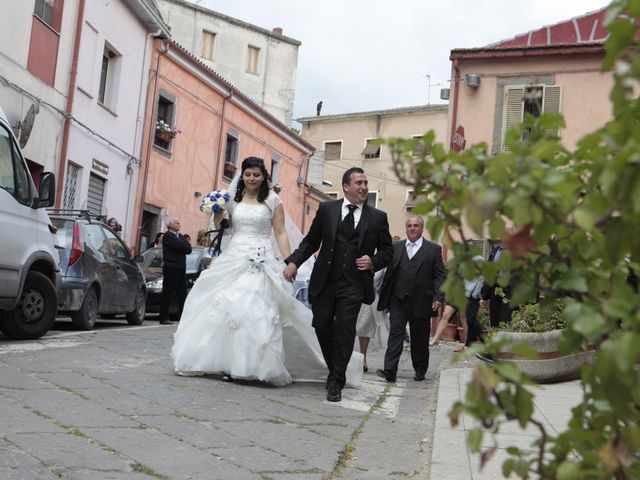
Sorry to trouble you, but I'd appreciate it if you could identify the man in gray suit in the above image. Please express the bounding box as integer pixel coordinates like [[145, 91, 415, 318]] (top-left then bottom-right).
[[377, 214, 446, 381]]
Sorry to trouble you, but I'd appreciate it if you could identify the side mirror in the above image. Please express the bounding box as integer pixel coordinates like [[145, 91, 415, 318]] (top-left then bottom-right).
[[37, 172, 56, 208], [133, 254, 144, 263]]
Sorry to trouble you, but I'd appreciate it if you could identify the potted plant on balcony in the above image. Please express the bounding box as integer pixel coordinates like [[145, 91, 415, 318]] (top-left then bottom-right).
[[155, 120, 180, 143], [223, 162, 237, 179]]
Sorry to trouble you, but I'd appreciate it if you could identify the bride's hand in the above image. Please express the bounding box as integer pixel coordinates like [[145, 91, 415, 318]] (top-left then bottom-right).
[[283, 263, 297, 283]]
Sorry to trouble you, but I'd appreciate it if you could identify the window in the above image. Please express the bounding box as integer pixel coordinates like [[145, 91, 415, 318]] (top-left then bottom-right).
[[412, 135, 426, 157], [405, 189, 415, 213], [367, 191, 378, 207], [223, 131, 239, 180], [362, 138, 381, 159], [0, 125, 31, 205], [501, 85, 562, 151], [87, 172, 105, 215], [326, 192, 339, 199], [154, 93, 176, 150], [247, 45, 260, 75], [324, 141, 342, 161], [97, 44, 121, 111], [270, 154, 281, 182], [63, 163, 80, 209], [202, 30, 216, 60], [34, 0, 56, 30]]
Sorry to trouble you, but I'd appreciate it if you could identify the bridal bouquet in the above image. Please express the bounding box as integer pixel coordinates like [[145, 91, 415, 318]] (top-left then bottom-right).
[[199, 189, 231, 215]]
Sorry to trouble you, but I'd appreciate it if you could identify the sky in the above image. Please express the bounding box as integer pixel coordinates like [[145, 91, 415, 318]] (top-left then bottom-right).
[[196, 0, 609, 121]]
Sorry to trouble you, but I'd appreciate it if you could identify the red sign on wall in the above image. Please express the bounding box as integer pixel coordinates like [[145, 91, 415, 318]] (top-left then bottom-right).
[[452, 125, 466, 152]]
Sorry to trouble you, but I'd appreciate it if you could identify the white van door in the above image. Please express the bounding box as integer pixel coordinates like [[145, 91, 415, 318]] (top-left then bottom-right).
[[0, 124, 39, 301]]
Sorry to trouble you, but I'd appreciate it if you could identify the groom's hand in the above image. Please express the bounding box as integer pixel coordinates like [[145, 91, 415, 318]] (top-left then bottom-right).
[[355, 255, 373, 271], [283, 263, 298, 282]]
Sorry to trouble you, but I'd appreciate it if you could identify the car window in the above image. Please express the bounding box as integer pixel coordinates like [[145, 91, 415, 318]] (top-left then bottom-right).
[[51, 219, 74, 248], [142, 249, 164, 268], [0, 125, 30, 204], [84, 223, 107, 261], [102, 228, 130, 260], [186, 250, 202, 273]]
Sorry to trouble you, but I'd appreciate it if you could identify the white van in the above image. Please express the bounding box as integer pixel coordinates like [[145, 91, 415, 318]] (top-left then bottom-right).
[[0, 107, 60, 339]]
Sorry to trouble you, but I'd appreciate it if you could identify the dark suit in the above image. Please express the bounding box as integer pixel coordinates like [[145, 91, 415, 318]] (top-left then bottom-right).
[[159, 230, 192, 322], [286, 200, 393, 389], [377, 238, 446, 379], [481, 245, 513, 327]]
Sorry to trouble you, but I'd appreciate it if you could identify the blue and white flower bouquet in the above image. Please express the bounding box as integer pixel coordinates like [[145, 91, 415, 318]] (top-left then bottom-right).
[[199, 189, 231, 215]]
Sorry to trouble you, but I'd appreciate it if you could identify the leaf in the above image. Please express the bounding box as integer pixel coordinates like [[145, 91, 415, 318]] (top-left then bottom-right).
[[573, 207, 596, 230], [515, 386, 534, 428], [509, 343, 540, 359], [557, 461, 580, 480], [553, 270, 588, 293], [468, 428, 483, 452], [598, 441, 620, 473], [502, 224, 535, 257]]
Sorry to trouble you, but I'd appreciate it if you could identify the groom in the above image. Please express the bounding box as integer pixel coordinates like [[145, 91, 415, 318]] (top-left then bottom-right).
[[284, 168, 393, 402]]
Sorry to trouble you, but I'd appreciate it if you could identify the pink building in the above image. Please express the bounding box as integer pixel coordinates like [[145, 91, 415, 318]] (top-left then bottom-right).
[[445, 7, 620, 254], [132, 40, 315, 252], [447, 7, 613, 157]]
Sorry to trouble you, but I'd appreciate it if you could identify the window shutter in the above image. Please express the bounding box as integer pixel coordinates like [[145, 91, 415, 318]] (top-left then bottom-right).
[[324, 142, 341, 161], [502, 86, 524, 151], [542, 85, 562, 138]]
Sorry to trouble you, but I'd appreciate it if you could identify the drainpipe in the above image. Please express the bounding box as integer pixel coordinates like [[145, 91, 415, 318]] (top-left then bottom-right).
[[261, 38, 271, 107], [55, 0, 85, 207], [124, 28, 161, 246], [213, 90, 233, 188], [300, 152, 311, 232], [134, 39, 170, 251], [442, 58, 461, 261], [449, 58, 460, 151]]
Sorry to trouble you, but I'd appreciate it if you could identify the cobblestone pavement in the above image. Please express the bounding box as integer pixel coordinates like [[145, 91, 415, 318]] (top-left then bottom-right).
[[0, 321, 445, 479]]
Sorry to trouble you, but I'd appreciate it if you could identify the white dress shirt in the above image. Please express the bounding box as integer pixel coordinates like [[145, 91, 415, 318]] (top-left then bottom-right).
[[405, 237, 423, 259], [342, 200, 364, 229]]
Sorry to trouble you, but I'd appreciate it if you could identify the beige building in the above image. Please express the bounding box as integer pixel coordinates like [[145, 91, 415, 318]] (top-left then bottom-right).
[[155, 0, 300, 125], [444, 6, 614, 256], [298, 105, 448, 238]]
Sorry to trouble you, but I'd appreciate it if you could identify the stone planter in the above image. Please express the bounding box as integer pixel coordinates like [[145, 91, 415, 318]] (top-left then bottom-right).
[[493, 329, 594, 383]]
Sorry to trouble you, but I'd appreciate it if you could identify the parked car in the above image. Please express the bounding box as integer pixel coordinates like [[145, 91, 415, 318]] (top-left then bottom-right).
[[0, 107, 60, 340], [49, 211, 146, 330], [135, 246, 210, 319]]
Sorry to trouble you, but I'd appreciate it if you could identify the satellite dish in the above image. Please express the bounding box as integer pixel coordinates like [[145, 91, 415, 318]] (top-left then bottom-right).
[[19, 103, 39, 148]]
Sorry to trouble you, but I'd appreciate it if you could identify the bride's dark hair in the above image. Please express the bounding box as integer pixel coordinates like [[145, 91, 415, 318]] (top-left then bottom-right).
[[235, 156, 271, 203]]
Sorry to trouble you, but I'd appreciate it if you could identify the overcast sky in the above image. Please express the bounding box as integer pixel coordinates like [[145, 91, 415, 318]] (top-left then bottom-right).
[[197, 0, 609, 121]]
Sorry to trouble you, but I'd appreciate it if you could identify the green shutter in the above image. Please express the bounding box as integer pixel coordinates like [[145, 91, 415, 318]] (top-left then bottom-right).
[[502, 86, 524, 151]]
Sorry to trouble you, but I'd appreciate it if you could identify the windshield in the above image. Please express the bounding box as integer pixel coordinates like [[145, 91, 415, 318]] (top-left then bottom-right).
[[141, 248, 202, 273]]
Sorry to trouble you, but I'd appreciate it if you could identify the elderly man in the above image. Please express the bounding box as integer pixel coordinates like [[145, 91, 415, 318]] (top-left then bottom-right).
[[377, 214, 446, 382], [159, 217, 192, 325]]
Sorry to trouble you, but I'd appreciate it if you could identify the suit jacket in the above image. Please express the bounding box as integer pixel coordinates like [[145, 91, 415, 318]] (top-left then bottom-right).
[[286, 200, 393, 305], [377, 238, 446, 318], [162, 230, 192, 269]]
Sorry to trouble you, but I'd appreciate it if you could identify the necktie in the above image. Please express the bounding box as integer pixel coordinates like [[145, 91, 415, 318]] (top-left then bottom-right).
[[344, 204, 357, 235], [407, 242, 416, 259]]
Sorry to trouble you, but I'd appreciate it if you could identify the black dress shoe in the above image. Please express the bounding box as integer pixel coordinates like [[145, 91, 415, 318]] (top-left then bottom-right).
[[414, 373, 426, 381], [326, 386, 341, 402], [159, 319, 171, 325], [376, 369, 396, 382], [363, 364, 368, 373]]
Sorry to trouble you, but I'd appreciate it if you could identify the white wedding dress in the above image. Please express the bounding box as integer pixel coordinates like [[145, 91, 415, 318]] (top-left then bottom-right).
[[171, 190, 363, 386]]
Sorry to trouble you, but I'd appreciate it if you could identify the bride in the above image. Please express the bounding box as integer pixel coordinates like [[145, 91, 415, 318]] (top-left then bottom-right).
[[172, 156, 363, 387]]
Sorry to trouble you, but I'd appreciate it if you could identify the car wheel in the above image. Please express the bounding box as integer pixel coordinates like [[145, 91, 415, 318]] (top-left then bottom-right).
[[2, 271, 57, 340], [71, 288, 98, 330], [126, 288, 146, 325]]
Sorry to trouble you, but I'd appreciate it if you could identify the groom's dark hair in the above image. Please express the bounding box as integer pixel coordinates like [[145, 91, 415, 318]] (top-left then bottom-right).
[[342, 167, 364, 189]]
